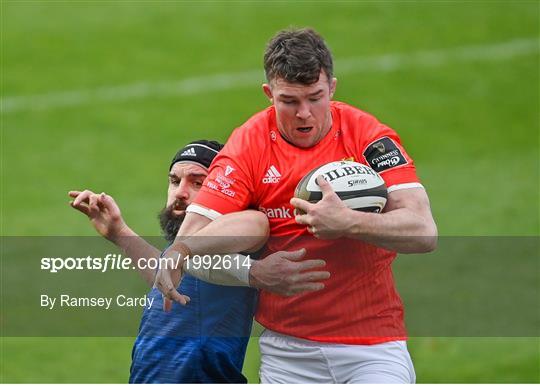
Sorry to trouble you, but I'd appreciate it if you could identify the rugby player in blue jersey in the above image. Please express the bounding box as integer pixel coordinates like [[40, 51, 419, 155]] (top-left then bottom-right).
[[69, 140, 328, 383]]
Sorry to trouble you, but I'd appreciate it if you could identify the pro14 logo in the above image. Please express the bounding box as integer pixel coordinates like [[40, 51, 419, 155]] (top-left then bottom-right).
[[262, 165, 281, 184], [363, 136, 407, 173], [259, 206, 292, 219]]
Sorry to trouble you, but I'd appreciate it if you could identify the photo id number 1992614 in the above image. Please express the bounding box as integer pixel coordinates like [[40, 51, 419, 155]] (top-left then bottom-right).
[[184, 254, 251, 270]]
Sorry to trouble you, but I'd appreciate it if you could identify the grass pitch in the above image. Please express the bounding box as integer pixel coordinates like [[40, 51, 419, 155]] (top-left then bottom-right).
[[1, 1, 538, 383]]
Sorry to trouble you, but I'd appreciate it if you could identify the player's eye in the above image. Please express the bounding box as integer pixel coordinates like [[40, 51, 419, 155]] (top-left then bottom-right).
[[282, 100, 296, 105], [309, 97, 321, 102], [193, 181, 203, 188]]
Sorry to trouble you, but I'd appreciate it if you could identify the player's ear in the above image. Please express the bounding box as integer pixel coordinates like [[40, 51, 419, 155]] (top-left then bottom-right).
[[262, 83, 273, 103], [329, 77, 337, 99]]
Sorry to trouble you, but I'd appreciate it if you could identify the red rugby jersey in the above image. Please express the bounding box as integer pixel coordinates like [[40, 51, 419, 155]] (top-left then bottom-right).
[[193, 101, 420, 344]]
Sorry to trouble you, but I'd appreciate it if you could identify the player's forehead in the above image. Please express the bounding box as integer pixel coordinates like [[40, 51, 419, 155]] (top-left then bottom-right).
[[271, 71, 330, 97], [169, 162, 207, 179]]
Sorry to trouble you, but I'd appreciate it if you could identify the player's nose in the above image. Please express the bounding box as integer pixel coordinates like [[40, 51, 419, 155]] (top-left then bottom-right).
[[296, 102, 311, 120], [174, 180, 190, 201]]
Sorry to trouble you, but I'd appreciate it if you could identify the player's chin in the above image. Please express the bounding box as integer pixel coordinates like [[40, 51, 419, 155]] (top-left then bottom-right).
[[291, 134, 318, 148]]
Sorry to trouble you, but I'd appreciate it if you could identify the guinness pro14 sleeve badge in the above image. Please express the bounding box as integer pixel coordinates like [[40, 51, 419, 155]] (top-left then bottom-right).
[[363, 136, 408, 173]]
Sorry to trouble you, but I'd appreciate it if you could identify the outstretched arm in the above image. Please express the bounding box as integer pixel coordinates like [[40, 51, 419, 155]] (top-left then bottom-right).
[[70, 192, 273, 288]]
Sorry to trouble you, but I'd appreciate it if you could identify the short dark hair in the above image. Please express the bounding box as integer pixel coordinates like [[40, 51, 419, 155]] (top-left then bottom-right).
[[264, 28, 333, 85]]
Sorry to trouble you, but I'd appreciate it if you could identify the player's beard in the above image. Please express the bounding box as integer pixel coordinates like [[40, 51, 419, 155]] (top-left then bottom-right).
[[158, 200, 187, 243]]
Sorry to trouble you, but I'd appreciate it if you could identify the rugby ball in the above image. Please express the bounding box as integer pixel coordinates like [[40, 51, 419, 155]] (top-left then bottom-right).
[[294, 161, 387, 214]]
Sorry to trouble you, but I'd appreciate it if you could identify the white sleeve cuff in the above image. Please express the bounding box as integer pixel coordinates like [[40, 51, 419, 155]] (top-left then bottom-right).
[[186, 204, 223, 220], [387, 182, 424, 193]]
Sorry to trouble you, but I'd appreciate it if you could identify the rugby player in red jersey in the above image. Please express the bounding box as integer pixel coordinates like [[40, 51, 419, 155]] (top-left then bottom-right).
[[155, 28, 437, 383]]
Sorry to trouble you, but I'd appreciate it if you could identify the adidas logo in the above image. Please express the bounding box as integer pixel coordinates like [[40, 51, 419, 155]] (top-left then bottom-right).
[[181, 148, 196, 157], [262, 165, 281, 184]]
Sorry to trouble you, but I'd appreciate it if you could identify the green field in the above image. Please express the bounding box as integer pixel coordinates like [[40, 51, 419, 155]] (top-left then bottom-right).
[[1, 0, 539, 383]]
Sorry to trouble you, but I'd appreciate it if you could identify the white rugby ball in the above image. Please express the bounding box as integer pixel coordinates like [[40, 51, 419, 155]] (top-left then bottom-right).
[[294, 161, 387, 213]]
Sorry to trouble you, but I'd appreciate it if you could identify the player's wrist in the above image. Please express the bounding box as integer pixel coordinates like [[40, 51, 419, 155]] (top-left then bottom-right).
[[346, 209, 370, 238], [108, 222, 136, 244], [170, 241, 192, 259], [247, 260, 263, 289]]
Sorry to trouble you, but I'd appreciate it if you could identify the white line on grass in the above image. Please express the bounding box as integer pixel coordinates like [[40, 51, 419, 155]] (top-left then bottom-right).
[[1, 37, 538, 114]]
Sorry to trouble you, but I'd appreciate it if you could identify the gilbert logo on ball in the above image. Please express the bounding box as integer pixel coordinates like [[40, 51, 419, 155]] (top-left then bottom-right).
[[294, 161, 387, 215]]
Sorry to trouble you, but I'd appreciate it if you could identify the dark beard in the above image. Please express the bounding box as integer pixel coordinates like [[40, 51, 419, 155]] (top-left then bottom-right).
[[158, 201, 186, 243]]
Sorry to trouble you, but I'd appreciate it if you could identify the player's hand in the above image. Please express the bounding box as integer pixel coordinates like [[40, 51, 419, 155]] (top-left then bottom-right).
[[153, 249, 191, 312], [291, 176, 352, 240], [69, 190, 129, 242], [248, 248, 330, 296]]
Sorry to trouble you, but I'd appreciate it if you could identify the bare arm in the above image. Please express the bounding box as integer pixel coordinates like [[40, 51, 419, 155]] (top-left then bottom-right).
[[155, 206, 330, 310], [70, 191, 272, 289], [155, 209, 270, 309], [110, 228, 161, 286], [346, 187, 437, 253], [291, 176, 437, 253], [173, 210, 269, 254]]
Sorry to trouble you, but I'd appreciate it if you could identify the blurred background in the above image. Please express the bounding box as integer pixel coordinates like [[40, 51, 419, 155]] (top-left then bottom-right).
[[1, 0, 538, 383]]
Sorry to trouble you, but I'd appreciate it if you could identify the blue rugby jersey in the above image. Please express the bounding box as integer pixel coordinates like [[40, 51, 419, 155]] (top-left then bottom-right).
[[129, 274, 258, 383]]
